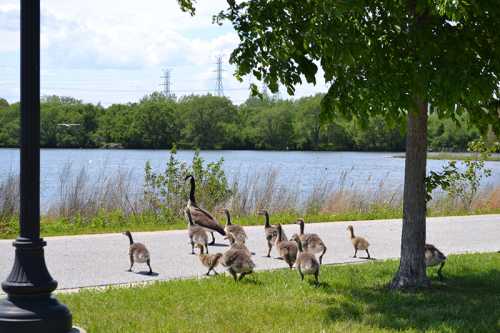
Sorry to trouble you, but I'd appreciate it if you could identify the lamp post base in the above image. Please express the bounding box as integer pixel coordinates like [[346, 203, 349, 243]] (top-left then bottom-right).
[[0, 295, 72, 333]]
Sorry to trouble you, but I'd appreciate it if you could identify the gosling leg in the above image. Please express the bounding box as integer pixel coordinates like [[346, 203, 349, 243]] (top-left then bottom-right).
[[128, 254, 134, 272], [437, 262, 445, 280], [314, 271, 319, 285], [366, 249, 371, 259], [229, 268, 238, 281], [146, 259, 153, 275], [209, 232, 216, 245], [266, 242, 272, 257]]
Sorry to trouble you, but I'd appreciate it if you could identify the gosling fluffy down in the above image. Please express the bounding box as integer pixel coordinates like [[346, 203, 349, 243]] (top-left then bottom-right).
[[293, 237, 320, 284], [123, 230, 153, 275], [221, 246, 255, 282], [275, 224, 298, 269], [196, 244, 223, 276], [347, 225, 371, 259]]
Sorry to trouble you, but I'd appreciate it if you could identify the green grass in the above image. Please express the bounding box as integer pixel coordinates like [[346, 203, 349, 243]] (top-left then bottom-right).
[[1, 206, 499, 239], [60, 252, 500, 333]]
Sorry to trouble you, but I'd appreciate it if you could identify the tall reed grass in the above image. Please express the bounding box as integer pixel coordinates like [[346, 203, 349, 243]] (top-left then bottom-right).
[[0, 163, 498, 233]]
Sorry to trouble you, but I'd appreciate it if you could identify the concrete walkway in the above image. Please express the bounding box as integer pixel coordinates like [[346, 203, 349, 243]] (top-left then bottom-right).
[[0, 214, 499, 292]]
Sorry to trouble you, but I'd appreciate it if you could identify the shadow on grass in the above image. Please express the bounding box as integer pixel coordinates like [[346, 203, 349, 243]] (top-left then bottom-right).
[[322, 269, 500, 332]]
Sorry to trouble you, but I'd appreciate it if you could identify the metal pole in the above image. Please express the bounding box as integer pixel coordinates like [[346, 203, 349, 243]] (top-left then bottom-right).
[[0, 1, 73, 331]]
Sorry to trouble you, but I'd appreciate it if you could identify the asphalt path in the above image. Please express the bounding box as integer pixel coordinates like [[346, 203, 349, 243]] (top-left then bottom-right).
[[0, 214, 499, 292]]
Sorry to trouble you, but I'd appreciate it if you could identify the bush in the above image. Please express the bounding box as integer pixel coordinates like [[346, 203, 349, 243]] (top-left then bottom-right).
[[143, 147, 232, 220]]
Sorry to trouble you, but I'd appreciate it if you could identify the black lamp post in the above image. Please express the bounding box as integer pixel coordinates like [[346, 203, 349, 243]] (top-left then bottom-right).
[[0, 1, 73, 332]]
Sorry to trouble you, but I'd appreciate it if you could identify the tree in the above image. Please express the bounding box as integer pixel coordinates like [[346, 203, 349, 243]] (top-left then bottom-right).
[[178, 95, 238, 149], [0, 98, 9, 110], [180, 1, 500, 289]]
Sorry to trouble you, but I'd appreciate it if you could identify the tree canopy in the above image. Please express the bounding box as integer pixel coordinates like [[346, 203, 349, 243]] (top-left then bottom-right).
[[207, 1, 500, 131]]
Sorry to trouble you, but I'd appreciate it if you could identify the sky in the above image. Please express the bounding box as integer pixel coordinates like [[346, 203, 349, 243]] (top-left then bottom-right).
[[0, 0, 327, 106]]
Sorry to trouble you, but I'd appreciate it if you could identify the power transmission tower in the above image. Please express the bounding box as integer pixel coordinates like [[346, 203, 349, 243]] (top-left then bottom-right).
[[160, 69, 173, 98], [215, 56, 224, 96]]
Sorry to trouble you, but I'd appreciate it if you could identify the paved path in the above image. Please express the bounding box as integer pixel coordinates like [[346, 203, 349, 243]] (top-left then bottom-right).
[[0, 215, 499, 292]]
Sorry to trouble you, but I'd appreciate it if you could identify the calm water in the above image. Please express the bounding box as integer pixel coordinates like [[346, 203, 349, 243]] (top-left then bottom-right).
[[1, 148, 499, 209]]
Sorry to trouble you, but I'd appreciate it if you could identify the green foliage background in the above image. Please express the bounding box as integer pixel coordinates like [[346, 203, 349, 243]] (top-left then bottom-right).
[[0, 93, 482, 151]]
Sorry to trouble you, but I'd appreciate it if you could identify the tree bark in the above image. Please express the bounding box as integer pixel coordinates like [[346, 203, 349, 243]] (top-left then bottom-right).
[[390, 98, 430, 290]]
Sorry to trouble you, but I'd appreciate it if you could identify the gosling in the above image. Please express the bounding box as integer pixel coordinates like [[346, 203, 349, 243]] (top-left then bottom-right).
[[347, 225, 371, 259], [225, 233, 252, 257], [221, 245, 255, 282], [275, 224, 298, 269], [291, 218, 327, 264], [220, 208, 247, 243], [293, 237, 320, 284], [258, 209, 287, 257], [185, 208, 209, 255], [123, 230, 153, 275], [425, 244, 447, 280], [196, 244, 223, 276]]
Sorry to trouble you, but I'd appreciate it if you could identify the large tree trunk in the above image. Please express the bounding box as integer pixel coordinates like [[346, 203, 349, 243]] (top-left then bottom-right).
[[390, 99, 430, 290]]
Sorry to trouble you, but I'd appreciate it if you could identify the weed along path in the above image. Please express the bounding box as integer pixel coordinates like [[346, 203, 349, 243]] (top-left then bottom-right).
[[0, 214, 499, 292]]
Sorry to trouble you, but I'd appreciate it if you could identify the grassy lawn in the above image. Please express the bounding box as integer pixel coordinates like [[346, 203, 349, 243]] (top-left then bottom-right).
[[1, 207, 499, 239], [60, 252, 500, 333]]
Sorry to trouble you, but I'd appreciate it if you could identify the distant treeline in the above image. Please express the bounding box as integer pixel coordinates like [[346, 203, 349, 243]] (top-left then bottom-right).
[[0, 93, 481, 151]]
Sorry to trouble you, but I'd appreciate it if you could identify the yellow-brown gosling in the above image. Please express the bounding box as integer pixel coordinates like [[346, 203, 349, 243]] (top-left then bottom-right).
[[123, 230, 153, 275], [225, 233, 252, 257], [220, 208, 247, 243], [196, 244, 223, 276], [293, 237, 320, 284], [291, 218, 327, 264], [425, 244, 447, 280], [185, 175, 226, 245], [258, 209, 287, 257], [221, 244, 255, 282], [347, 225, 371, 259], [275, 224, 298, 269], [185, 208, 209, 254]]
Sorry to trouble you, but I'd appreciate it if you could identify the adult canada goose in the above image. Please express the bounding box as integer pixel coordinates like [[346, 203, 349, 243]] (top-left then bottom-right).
[[425, 244, 447, 280], [293, 237, 320, 284], [221, 244, 255, 281], [225, 233, 252, 257], [275, 224, 298, 269], [196, 244, 223, 276], [258, 209, 287, 257], [291, 218, 327, 264], [123, 230, 153, 275], [185, 175, 226, 245], [347, 225, 371, 259], [220, 208, 247, 243], [185, 208, 209, 254]]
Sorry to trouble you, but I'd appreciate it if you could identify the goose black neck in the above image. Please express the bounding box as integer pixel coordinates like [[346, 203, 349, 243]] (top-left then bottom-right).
[[277, 226, 282, 242], [225, 210, 231, 225], [296, 239, 303, 252], [188, 176, 196, 205], [127, 233, 134, 245], [349, 228, 355, 239], [264, 212, 270, 227], [299, 221, 304, 235], [186, 211, 194, 226]]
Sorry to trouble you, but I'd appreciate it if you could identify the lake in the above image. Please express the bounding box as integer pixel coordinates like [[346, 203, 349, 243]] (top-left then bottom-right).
[[1, 148, 499, 210]]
